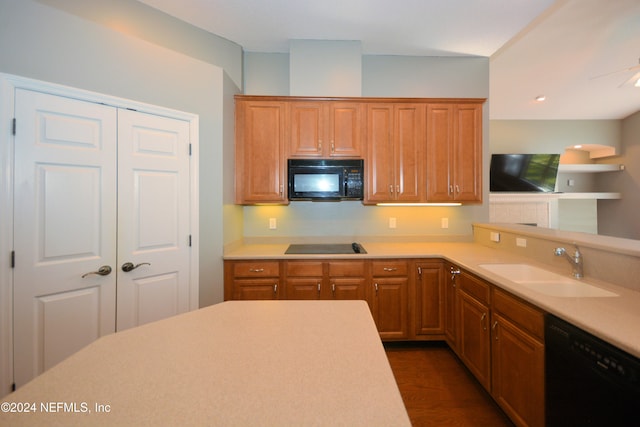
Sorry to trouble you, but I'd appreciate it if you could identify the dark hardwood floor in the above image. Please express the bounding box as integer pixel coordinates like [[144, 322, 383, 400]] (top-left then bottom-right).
[[385, 342, 514, 427]]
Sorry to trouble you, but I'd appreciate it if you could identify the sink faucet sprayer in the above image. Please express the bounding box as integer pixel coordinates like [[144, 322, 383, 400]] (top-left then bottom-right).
[[554, 243, 583, 279]]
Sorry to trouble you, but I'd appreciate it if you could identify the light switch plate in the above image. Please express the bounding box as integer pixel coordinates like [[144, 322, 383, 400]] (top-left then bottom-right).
[[389, 217, 397, 229], [269, 218, 277, 229], [441, 218, 449, 229]]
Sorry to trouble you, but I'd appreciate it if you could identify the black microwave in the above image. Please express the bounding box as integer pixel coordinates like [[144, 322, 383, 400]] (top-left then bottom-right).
[[288, 159, 364, 201]]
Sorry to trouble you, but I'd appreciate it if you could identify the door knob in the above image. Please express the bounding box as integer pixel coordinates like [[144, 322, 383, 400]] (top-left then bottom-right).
[[82, 265, 112, 278], [121, 262, 151, 272]]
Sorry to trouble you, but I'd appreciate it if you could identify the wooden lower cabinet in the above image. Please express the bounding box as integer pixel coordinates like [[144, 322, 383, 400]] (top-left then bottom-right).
[[284, 260, 367, 300], [415, 261, 444, 336], [369, 260, 409, 340], [224, 261, 281, 300], [224, 258, 545, 427], [458, 282, 492, 391], [491, 289, 545, 427], [444, 262, 460, 351]]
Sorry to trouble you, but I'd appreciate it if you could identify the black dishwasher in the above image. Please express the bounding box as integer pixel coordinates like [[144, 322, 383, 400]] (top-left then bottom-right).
[[545, 314, 640, 426]]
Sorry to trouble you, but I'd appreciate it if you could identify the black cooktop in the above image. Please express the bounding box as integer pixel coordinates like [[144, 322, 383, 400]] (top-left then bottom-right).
[[285, 243, 366, 255]]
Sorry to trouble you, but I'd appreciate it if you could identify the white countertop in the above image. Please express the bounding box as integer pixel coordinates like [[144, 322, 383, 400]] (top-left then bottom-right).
[[1, 300, 411, 427], [225, 241, 640, 358]]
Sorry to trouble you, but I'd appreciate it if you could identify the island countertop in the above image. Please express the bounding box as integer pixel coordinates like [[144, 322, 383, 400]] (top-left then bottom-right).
[[1, 300, 411, 427]]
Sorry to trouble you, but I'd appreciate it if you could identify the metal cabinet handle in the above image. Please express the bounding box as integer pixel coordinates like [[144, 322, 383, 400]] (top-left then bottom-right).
[[383, 267, 398, 272], [374, 282, 379, 294], [332, 283, 336, 294], [492, 321, 499, 339], [121, 262, 151, 272], [450, 267, 461, 281], [317, 283, 321, 293], [455, 184, 460, 194], [273, 283, 278, 294], [249, 268, 265, 273], [389, 184, 394, 194], [82, 265, 112, 278], [481, 312, 487, 331]]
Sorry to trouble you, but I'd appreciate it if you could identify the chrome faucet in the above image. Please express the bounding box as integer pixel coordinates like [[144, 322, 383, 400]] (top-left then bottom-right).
[[554, 243, 583, 279]]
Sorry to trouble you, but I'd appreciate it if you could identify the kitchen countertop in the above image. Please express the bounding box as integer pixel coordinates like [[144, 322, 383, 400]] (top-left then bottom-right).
[[1, 300, 411, 426], [225, 241, 640, 358]]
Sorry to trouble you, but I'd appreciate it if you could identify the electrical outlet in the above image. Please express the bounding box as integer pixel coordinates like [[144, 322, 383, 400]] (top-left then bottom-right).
[[441, 218, 449, 229], [490, 232, 501, 243], [516, 238, 527, 248], [389, 217, 397, 229], [269, 218, 277, 230]]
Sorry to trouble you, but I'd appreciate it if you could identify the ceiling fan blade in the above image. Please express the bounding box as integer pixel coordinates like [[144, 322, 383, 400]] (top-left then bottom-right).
[[618, 70, 640, 88], [590, 62, 640, 80]]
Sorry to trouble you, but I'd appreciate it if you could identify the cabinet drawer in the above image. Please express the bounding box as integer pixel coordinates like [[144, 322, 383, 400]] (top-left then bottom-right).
[[459, 271, 490, 305], [286, 261, 324, 277], [233, 261, 280, 277], [493, 288, 544, 340], [328, 261, 365, 277], [372, 260, 408, 276]]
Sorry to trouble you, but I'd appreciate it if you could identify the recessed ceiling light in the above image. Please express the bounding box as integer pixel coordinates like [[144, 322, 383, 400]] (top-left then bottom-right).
[[534, 95, 546, 102]]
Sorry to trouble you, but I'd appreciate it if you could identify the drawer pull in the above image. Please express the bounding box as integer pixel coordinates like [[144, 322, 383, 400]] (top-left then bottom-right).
[[273, 283, 278, 294], [481, 312, 487, 331], [383, 267, 398, 272], [249, 268, 265, 273]]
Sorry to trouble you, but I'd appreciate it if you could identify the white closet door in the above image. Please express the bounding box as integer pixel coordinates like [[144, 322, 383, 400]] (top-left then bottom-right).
[[116, 109, 192, 331], [13, 89, 117, 388]]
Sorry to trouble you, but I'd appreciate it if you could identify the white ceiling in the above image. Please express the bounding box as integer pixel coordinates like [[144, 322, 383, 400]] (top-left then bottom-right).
[[138, 0, 640, 120]]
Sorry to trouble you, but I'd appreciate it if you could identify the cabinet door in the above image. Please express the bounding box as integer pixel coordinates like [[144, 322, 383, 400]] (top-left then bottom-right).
[[232, 279, 280, 300], [458, 291, 491, 391], [453, 104, 482, 202], [365, 104, 395, 202], [444, 263, 460, 351], [235, 100, 287, 203], [394, 104, 424, 201], [286, 277, 323, 299], [426, 103, 483, 202], [328, 102, 364, 157], [329, 277, 367, 300], [492, 313, 545, 427], [425, 104, 453, 201], [370, 277, 409, 340], [289, 101, 324, 157], [415, 261, 444, 335]]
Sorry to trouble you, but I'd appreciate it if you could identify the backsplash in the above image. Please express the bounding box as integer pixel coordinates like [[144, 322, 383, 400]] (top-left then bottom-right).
[[474, 223, 640, 292]]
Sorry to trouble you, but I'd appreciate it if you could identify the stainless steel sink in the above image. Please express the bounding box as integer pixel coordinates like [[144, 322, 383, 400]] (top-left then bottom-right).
[[478, 263, 618, 298]]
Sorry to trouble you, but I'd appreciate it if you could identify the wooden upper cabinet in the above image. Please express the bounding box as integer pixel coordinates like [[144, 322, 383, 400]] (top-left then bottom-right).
[[426, 102, 483, 203], [289, 101, 364, 158], [235, 99, 287, 204], [365, 103, 425, 203]]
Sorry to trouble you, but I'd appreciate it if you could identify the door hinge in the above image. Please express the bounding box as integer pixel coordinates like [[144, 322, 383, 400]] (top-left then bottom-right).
[[11, 251, 15, 268], [12, 118, 16, 135], [189, 143, 192, 156], [189, 235, 192, 247]]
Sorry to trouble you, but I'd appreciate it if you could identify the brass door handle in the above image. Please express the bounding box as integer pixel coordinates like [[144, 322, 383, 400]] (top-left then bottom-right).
[[121, 262, 151, 272], [82, 265, 112, 278]]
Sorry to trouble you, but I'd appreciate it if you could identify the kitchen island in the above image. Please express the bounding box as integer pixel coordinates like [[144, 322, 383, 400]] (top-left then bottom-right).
[[1, 300, 411, 426]]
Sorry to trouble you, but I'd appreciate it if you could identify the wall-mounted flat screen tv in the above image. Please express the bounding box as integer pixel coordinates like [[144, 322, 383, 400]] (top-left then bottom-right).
[[490, 154, 561, 192]]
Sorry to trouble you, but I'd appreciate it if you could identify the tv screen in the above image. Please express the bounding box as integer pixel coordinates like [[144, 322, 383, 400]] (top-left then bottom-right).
[[490, 154, 561, 192]]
